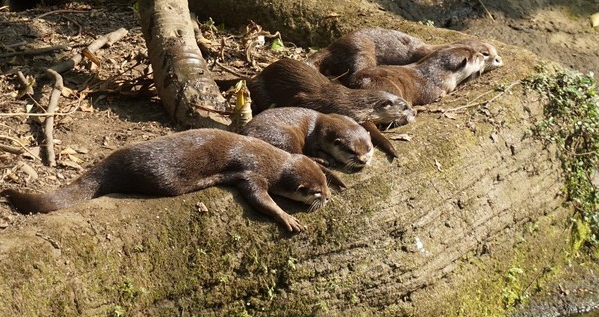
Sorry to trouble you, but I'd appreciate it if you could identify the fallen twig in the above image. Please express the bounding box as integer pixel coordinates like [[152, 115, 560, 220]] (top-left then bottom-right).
[[215, 59, 249, 78], [0, 144, 24, 155], [33, 9, 90, 20], [0, 45, 71, 59], [444, 80, 521, 113], [0, 135, 41, 160], [477, 0, 495, 21], [16, 71, 34, 97], [49, 27, 129, 74], [44, 69, 63, 167], [35, 232, 61, 249]]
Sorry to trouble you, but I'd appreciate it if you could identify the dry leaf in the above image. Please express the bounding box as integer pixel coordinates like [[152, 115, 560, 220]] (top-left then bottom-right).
[[68, 154, 84, 164], [61, 86, 75, 98], [59, 159, 83, 170], [80, 101, 94, 112], [60, 147, 78, 155], [444, 111, 458, 119]]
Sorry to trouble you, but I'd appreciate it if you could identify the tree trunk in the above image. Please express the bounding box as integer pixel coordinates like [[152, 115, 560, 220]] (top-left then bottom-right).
[[138, 0, 230, 128]]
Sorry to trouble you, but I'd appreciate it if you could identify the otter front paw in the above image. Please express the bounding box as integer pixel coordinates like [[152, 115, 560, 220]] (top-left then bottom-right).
[[281, 214, 306, 232]]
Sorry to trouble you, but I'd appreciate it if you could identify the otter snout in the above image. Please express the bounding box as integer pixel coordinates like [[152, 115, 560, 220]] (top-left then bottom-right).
[[491, 56, 503, 68], [373, 92, 413, 124]]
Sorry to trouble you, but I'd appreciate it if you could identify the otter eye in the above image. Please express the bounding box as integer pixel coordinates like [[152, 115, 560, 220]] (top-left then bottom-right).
[[482, 51, 490, 57], [334, 138, 342, 145]]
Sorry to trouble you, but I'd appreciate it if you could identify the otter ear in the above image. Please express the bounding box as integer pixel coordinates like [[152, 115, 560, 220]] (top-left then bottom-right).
[[296, 184, 309, 195]]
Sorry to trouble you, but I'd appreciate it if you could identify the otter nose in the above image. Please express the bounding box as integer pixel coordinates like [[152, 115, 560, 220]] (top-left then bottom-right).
[[357, 156, 369, 165], [495, 57, 503, 66]]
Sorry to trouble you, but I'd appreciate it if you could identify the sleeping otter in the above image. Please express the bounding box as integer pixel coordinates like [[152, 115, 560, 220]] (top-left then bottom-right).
[[1, 129, 332, 232], [307, 27, 503, 85]]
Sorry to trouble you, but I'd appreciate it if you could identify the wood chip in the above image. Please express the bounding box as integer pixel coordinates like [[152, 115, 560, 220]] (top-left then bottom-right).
[[389, 133, 413, 141], [434, 159, 443, 172], [19, 161, 38, 180], [591, 13, 599, 27]]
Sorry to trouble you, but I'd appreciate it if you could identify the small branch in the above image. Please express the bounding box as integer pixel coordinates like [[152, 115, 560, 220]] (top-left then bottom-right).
[[215, 59, 249, 78], [444, 80, 521, 113], [35, 232, 61, 249], [0, 45, 70, 59], [16, 71, 34, 96], [49, 27, 129, 74], [33, 9, 91, 20], [0, 135, 42, 160], [0, 144, 24, 155], [44, 69, 63, 167], [477, 0, 495, 21]]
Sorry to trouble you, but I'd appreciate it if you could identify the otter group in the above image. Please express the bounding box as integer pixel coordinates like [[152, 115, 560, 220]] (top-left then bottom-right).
[[1, 27, 502, 232]]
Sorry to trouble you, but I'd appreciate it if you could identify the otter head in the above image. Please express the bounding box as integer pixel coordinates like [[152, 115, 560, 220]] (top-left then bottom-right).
[[435, 46, 486, 87], [368, 91, 415, 125], [456, 39, 503, 72], [273, 155, 331, 212], [320, 114, 374, 169]]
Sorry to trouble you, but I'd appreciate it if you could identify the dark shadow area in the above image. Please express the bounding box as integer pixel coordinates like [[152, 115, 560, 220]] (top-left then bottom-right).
[[374, 0, 597, 30]]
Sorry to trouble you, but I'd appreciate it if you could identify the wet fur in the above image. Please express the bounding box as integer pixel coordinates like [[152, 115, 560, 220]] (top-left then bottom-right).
[[1, 129, 331, 232], [240, 107, 374, 170], [307, 27, 503, 85], [247, 58, 415, 126], [348, 46, 485, 106]]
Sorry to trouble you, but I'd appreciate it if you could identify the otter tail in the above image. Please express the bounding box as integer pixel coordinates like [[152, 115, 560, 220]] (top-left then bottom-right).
[[2, 178, 99, 214]]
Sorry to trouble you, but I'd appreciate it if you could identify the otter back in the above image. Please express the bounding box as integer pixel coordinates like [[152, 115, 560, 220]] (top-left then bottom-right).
[[1, 129, 332, 232]]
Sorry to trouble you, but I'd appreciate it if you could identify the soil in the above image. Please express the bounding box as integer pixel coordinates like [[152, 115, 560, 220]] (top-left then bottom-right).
[[0, 0, 597, 316]]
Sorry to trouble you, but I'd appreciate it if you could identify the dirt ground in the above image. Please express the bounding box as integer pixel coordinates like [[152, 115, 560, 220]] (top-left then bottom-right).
[[0, 0, 597, 315]]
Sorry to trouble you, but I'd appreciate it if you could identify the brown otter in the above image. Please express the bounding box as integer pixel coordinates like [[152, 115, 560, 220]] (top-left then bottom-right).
[[348, 46, 486, 106], [240, 107, 374, 170], [1, 129, 332, 232], [307, 27, 503, 85], [246, 58, 415, 126], [216, 58, 415, 158]]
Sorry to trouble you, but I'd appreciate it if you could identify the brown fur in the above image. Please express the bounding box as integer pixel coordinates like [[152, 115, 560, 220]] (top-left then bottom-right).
[[307, 27, 503, 85], [348, 46, 485, 106], [247, 58, 415, 126], [240, 107, 374, 170], [1, 129, 332, 232]]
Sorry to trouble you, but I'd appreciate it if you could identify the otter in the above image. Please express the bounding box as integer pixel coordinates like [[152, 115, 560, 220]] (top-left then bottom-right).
[[217, 58, 415, 158], [246, 58, 414, 126], [240, 107, 374, 170], [348, 46, 486, 106], [1, 129, 332, 232], [307, 27, 503, 85]]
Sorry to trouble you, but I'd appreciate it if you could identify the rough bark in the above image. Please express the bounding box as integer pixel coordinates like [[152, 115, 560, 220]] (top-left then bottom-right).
[[138, 0, 230, 128]]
